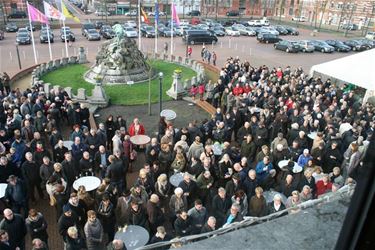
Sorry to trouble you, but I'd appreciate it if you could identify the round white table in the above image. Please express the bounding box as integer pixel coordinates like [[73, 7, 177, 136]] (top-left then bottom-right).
[[73, 176, 101, 192], [170, 172, 184, 187], [0, 183, 7, 198], [308, 132, 318, 140], [115, 225, 149, 250], [160, 109, 177, 121], [278, 160, 303, 174], [54, 140, 73, 150], [263, 191, 287, 204], [130, 135, 151, 146]]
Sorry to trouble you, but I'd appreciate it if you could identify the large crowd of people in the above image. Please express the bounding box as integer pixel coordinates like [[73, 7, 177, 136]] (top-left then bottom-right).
[[0, 54, 373, 250]]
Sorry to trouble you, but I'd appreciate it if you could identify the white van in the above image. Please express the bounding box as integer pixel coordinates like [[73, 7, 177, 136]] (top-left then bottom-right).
[[365, 31, 375, 40]]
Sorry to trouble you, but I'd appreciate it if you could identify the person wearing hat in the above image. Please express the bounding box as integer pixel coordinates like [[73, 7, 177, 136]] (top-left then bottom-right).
[[149, 226, 172, 250], [58, 204, 79, 243], [4, 175, 28, 217]]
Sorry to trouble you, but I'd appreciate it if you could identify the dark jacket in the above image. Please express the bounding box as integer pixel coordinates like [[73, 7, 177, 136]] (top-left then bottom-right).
[[201, 223, 215, 233], [211, 194, 231, 227], [174, 216, 193, 237], [66, 235, 86, 250], [125, 206, 148, 228], [0, 213, 27, 248], [21, 160, 41, 184], [62, 159, 78, 186], [25, 212, 48, 241], [4, 179, 28, 206], [267, 201, 287, 215], [106, 160, 124, 183], [58, 213, 79, 242], [248, 195, 267, 217]]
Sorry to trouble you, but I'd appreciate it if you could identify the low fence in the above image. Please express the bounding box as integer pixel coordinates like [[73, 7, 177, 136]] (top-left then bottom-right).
[[139, 184, 355, 249]]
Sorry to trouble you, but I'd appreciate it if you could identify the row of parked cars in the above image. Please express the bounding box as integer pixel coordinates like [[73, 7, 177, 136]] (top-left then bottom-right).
[[272, 38, 375, 53]]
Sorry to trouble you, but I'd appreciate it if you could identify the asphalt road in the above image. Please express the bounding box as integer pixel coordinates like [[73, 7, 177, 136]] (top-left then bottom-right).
[[0, 25, 357, 77]]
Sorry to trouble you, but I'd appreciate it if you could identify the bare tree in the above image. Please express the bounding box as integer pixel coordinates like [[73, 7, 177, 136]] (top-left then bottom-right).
[[278, 0, 286, 24], [317, 0, 328, 31]]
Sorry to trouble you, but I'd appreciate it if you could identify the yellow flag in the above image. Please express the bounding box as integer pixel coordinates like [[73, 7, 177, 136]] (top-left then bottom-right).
[[62, 2, 80, 23]]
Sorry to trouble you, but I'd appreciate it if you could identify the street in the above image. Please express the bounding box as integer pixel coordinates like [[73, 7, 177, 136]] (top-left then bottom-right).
[[0, 26, 356, 77]]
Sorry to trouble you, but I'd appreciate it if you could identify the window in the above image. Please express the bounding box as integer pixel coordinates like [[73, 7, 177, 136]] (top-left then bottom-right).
[[289, 8, 294, 15]]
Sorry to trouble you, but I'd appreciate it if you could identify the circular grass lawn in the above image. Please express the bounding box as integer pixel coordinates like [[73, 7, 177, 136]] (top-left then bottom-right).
[[41, 60, 197, 105]]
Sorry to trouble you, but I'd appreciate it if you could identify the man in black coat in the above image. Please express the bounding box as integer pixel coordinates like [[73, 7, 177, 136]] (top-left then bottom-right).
[[0, 209, 27, 250], [174, 210, 193, 237], [58, 205, 79, 242], [322, 141, 343, 173], [201, 216, 216, 233], [61, 152, 78, 190], [4, 175, 28, 217], [106, 155, 125, 195], [0, 230, 12, 250], [94, 145, 110, 178], [211, 188, 231, 228], [178, 173, 198, 207], [21, 152, 44, 202]]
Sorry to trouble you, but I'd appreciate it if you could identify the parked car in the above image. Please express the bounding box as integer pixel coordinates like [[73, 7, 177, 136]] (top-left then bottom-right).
[[248, 19, 269, 26], [257, 33, 281, 43], [8, 11, 27, 19], [274, 40, 300, 53], [125, 10, 137, 16], [296, 40, 315, 53], [159, 27, 176, 37], [356, 38, 375, 49], [325, 40, 351, 52], [100, 25, 115, 39], [95, 21, 105, 29], [209, 27, 226, 36], [25, 24, 36, 31], [341, 23, 358, 30], [274, 25, 289, 35], [196, 24, 210, 30], [310, 40, 335, 53], [81, 22, 95, 36], [258, 26, 279, 35], [86, 29, 101, 41], [124, 27, 137, 38], [226, 10, 240, 16], [187, 10, 201, 16], [39, 29, 54, 43], [60, 27, 75, 42], [284, 26, 299, 35], [124, 20, 137, 28], [343, 39, 368, 51], [292, 16, 306, 22], [5, 23, 18, 32], [16, 32, 31, 45], [141, 26, 156, 38], [225, 27, 240, 36], [237, 26, 256, 36], [182, 30, 218, 45], [180, 20, 190, 26], [95, 10, 110, 16], [365, 31, 375, 40]]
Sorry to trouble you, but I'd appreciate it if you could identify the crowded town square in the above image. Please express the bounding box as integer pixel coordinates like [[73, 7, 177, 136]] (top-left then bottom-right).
[[0, 1, 374, 249]]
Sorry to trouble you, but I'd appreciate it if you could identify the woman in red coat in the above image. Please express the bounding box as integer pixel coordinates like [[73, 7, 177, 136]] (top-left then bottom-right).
[[316, 174, 333, 197], [129, 118, 145, 136]]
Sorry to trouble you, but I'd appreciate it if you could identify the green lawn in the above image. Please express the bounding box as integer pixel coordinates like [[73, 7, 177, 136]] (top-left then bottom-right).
[[41, 61, 197, 105]]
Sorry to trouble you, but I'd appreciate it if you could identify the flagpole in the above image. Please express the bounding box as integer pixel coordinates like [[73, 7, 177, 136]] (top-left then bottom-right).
[[46, 24, 53, 60], [154, 0, 158, 54], [138, 0, 141, 50], [171, 2, 173, 56], [27, 2, 38, 64], [60, 1, 69, 57]]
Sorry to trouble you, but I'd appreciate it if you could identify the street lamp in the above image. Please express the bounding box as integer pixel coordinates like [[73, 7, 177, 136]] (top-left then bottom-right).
[[158, 72, 164, 114]]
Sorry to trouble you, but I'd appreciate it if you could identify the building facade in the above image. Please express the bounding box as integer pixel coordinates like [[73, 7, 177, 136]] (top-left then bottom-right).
[[273, 0, 375, 28]]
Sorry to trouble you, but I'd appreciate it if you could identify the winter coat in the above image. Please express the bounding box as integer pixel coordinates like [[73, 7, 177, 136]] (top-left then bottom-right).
[[84, 219, 104, 250], [249, 195, 267, 217]]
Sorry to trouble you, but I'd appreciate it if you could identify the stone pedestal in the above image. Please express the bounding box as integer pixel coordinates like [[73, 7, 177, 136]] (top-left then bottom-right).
[[78, 47, 88, 64], [167, 70, 185, 100], [90, 84, 109, 107]]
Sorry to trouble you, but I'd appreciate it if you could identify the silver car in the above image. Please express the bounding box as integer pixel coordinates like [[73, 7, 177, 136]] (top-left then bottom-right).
[[297, 40, 315, 53]]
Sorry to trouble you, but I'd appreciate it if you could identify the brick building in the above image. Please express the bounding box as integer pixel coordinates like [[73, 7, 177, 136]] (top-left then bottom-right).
[[199, 0, 270, 16], [273, 0, 375, 28]]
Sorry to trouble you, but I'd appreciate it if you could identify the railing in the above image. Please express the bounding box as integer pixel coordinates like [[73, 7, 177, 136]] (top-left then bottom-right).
[[139, 184, 355, 249]]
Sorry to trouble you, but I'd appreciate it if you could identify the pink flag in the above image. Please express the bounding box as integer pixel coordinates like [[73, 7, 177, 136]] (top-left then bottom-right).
[[171, 3, 180, 26], [27, 2, 49, 24]]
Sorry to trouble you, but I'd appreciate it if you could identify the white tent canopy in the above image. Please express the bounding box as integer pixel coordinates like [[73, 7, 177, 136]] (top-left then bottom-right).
[[310, 48, 375, 91]]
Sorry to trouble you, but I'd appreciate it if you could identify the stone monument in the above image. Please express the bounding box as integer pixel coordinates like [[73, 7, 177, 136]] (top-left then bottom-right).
[[84, 24, 153, 85], [78, 47, 88, 64], [167, 69, 185, 100]]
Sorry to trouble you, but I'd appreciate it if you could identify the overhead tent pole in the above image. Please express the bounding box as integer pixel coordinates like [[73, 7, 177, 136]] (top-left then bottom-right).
[[61, 1, 69, 57], [171, 2, 173, 56], [46, 24, 53, 60]]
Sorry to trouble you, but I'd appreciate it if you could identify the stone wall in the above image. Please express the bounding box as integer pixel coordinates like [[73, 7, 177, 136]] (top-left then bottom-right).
[[31, 56, 109, 108], [145, 52, 206, 91]]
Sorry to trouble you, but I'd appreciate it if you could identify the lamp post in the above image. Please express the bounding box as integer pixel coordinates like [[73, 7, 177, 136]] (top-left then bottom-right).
[[15, 43, 22, 70], [158, 72, 163, 115]]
